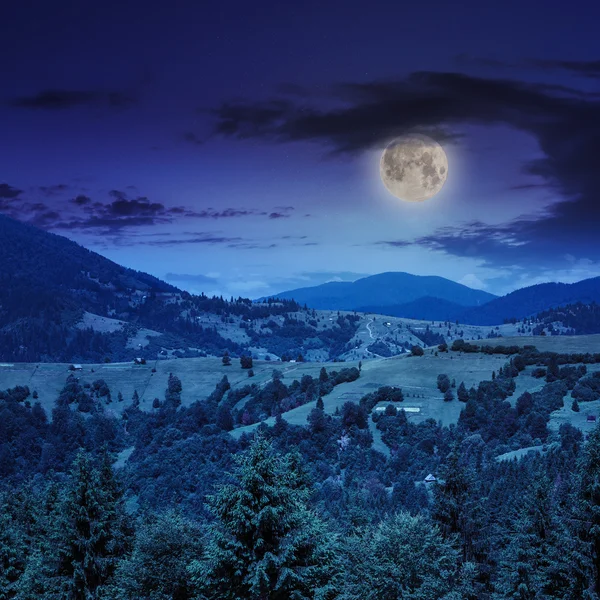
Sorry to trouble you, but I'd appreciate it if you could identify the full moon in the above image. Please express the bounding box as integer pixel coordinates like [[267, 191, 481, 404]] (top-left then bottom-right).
[[380, 134, 448, 202]]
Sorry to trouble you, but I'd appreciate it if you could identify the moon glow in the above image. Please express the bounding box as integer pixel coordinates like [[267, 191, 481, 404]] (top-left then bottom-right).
[[380, 134, 448, 202]]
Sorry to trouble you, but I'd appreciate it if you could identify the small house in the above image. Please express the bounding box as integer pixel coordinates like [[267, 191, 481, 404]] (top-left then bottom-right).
[[73, 364, 83, 371], [424, 474, 437, 484], [587, 415, 597, 423]]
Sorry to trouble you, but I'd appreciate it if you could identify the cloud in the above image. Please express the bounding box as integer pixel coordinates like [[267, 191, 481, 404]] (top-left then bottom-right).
[[38, 184, 70, 196], [1, 184, 298, 240], [165, 272, 219, 284], [71, 194, 92, 206], [0, 183, 23, 199], [458, 273, 488, 290], [456, 54, 600, 80], [183, 131, 205, 145], [206, 69, 600, 268], [10, 89, 136, 110], [375, 240, 413, 248], [145, 235, 243, 246], [528, 59, 600, 79]]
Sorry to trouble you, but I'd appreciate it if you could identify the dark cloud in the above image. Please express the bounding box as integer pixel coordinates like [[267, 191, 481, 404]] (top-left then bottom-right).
[[183, 131, 205, 145], [228, 241, 278, 250], [38, 184, 70, 196], [189, 208, 267, 219], [456, 54, 600, 80], [165, 272, 219, 284], [139, 235, 244, 247], [268, 212, 290, 219], [1, 183, 293, 239], [375, 240, 413, 248], [0, 183, 23, 199], [529, 59, 600, 79], [71, 195, 92, 206], [207, 70, 600, 268], [10, 89, 136, 110]]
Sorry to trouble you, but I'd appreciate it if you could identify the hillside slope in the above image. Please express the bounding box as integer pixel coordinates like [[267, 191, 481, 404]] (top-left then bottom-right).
[[0, 216, 360, 362]]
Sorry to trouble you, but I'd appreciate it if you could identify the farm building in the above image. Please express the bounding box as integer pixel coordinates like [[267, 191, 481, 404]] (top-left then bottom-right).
[[424, 474, 437, 484]]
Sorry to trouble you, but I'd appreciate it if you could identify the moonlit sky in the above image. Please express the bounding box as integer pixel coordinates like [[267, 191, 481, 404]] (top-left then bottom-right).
[[2, 0, 600, 298]]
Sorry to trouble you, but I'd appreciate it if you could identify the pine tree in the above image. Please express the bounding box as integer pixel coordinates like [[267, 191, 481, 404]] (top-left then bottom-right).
[[189, 436, 341, 599], [23, 452, 133, 599], [457, 381, 469, 402], [316, 394, 325, 411], [494, 476, 572, 599], [432, 448, 481, 563], [132, 390, 140, 408], [165, 373, 183, 408]]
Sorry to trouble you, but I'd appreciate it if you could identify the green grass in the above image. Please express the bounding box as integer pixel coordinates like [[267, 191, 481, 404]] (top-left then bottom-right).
[[478, 334, 600, 353], [0, 357, 349, 417], [496, 445, 545, 462], [231, 351, 513, 438], [5, 346, 599, 445]]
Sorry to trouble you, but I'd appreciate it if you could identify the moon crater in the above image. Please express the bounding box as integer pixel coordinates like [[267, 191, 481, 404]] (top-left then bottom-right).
[[380, 134, 448, 202]]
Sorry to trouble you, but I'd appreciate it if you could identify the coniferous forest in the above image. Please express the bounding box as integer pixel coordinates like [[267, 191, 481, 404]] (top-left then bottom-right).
[[2, 345, 600, 598]]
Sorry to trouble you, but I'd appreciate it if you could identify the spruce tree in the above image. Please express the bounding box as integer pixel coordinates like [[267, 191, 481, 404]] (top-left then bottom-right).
[[576, 425, 600, 594], [457, 381, 469, 402], [494, 476, 571, 599], [189, 436, 341, 599], [432, 448, 481, 563], [59, 451, 131, 599]]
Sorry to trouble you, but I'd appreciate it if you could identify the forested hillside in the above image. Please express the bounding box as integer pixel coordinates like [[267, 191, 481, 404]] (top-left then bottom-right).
[[3, 344, 600, 597], [0, 215, 362, 363]]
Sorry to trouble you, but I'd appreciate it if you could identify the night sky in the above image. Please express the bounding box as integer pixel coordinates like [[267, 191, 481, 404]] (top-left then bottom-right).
[[2, 0, 600, 298]]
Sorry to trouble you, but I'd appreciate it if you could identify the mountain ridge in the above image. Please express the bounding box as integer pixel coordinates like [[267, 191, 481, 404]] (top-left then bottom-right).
[[265, 271, 600, 325], [260, 271, 497, 310]]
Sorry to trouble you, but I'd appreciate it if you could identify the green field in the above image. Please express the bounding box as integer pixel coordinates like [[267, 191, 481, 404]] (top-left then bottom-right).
[[4, 343, 598, 444], [478, 334, 600, 353], [0, 358, 349, 417], [230, 351, 518, 437]]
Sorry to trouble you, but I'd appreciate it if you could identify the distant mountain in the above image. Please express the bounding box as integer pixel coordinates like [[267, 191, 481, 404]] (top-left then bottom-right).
[[359, 296, 468, 322], [265, 270, 600, 327], [459, 277, 600, 325], [263, 272, 497, 311]]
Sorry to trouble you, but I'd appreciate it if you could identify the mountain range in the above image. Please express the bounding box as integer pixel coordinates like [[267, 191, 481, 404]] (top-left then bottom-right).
[[266, 272, 600, 325], [261, 272, 497, 311]]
